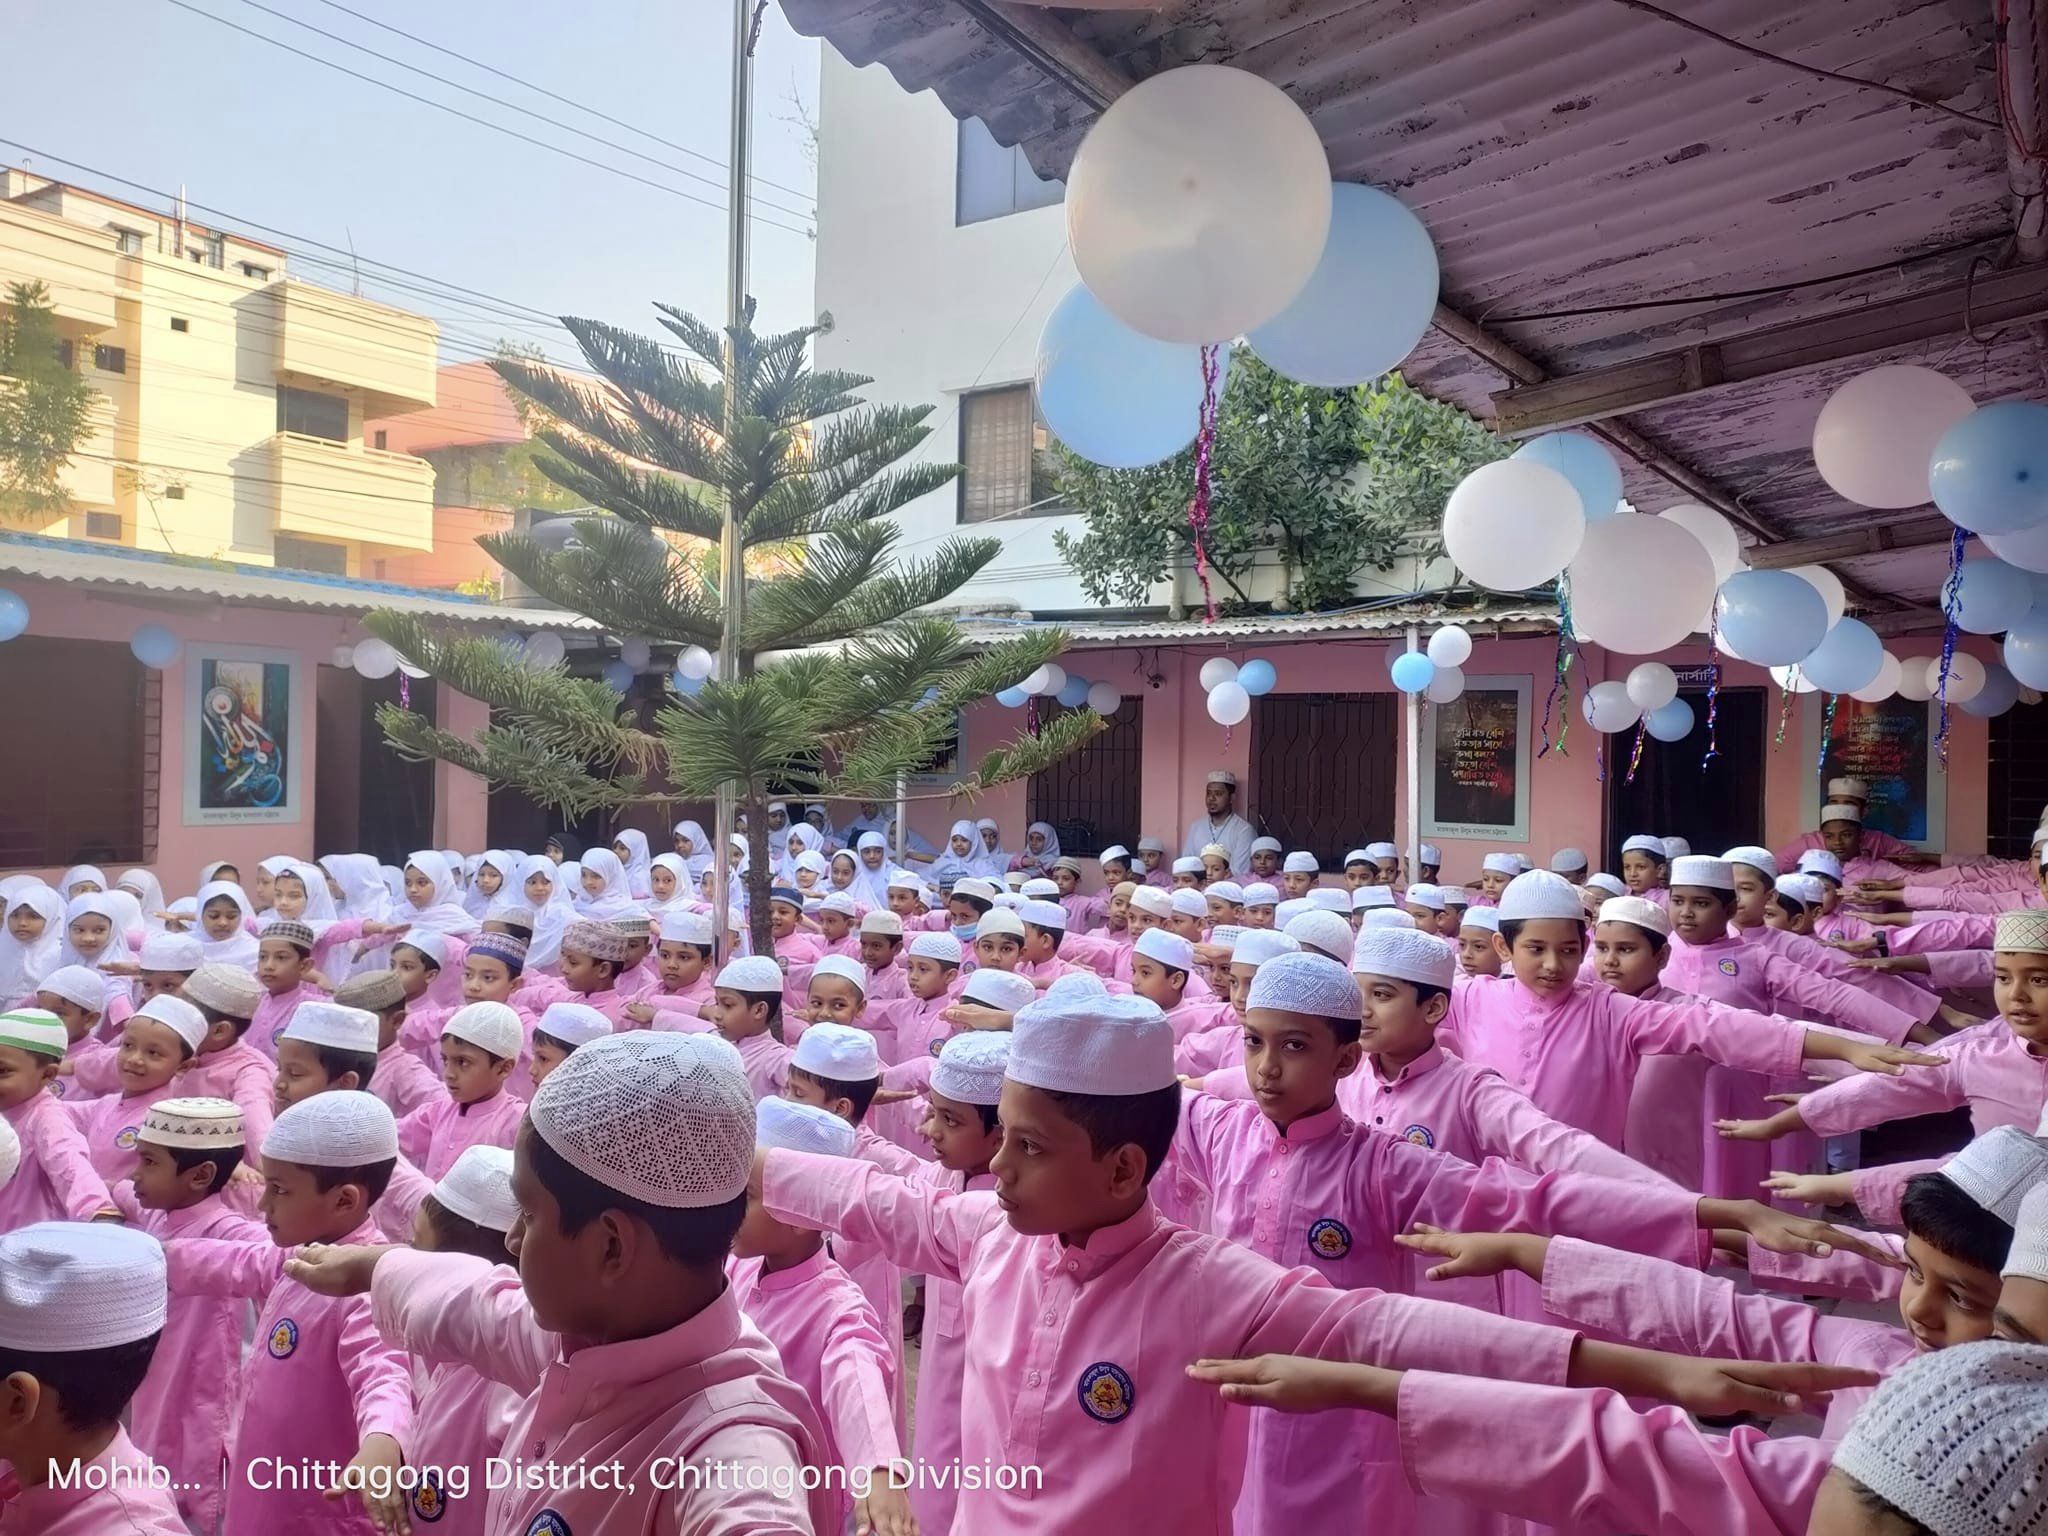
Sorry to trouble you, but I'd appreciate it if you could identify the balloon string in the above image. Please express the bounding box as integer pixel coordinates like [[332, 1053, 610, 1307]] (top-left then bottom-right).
[[1187, 344, 1221, 625], [399, 672, 410, 712], [1701, 617, 1721, 771], [1817, 692, 1839, 774], [1936, 526, 1967, 770], [1623, 720, 1648, 785], [1027, 696, 1040, 741], [1774, 670, 1797, 750], [1552, 650, 1575, 758], [1537, 576, 1571, 759], [1595, 739, 1606, 784]]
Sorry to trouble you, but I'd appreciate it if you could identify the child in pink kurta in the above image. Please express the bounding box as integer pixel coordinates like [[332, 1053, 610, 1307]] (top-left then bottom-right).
[[396, 1004, 527, 1181], [0, 1013, 115, 1227]]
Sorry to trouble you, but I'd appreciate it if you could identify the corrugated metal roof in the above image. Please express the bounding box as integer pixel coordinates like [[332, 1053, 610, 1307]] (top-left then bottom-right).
[[958, 600, 1558, 646]]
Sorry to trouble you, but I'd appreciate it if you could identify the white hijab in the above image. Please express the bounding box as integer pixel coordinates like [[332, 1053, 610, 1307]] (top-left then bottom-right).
[[463, 850, 519, 919], [613, 829, 655, 900], [320, 854, 391, 924], [929, 819, 981, 889], [275, 858, 340, 928], [779, 823, 824, 884], [59, 893, 135, 1005], [60, 864, 107, 898], [115, 869, 168, 933], [574, 847, 640, 921], [0, 884, 65, 1006], [647, 852, 698, 923], [401, 850, 482, 938], [673, 820, 713, 879], [514, 852, 573, 970], [971, 817, 1012, 879], [194, 880, 260, 968]]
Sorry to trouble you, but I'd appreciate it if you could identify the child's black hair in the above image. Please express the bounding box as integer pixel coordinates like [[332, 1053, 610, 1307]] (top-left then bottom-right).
[[723, 984, 785, 1043], [974, 1102, 1000, 1133], [532, 1027, 576, 1056], [950, 892, 995, 917], [787, 1064, 879, 1123], [569, 952, 621, 984], [1901, 1172, 2015, 1274], [660, 940, 714, 963], [1041, 1084, 1180, 1185], [1023, 922, 1065, 954], [308, 1157, 398, 1204], [418, 1192, 516, 1264], [393, 942, 443, 975], [1412, 981, 1451, 1012], [0, 1335, 161, 1430], [1498, 917, 1586, 948], [169, 1141, 244, 1195], [1770, 892, 1812, 919], [212, 864, 241, 883], [191, 1001, 254, 1037], [1844, 1481, 1932, 1536], [311, 1044, 379, 1091], [526, 1125, 743, 1266]]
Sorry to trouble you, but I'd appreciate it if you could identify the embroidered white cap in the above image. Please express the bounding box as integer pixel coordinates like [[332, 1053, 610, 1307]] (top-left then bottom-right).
[[792, 1021, 881, 1081], [137, 1096, 242, 1152], [1169, 889, 1209, 919], [1354, 928, 1457, 989], [0, 1223, 167, 1350], [184, 962, 262, 1019], [1240, 882, 1280, 907], [1130, 887, 1174, 919], [1206, 770, 1237, 787], [1098, 844, 1132, 865], [1583, 873, 1628, 898], [1549, 848, 1589, 874], [1208, 880, 1246, 904], [1344, 848, 1373, 868], [1363, 908, 1417, 930], [1282, 851, 1319, 874], [1046, 971, 1109, 999], [1168, 857, 1201, 878], [859, 910, 905, 938], [1482, 853, 1521, 876], [1135, 837, 1168, 854], [395, 930, 449, 968], [535, 1001, 612, 1049], [132, 994, 208, 1052], [137, 932, 205, 972], [1366, 842, 1399, 861], [1248, 951, 1361, 1019], [1941, 1126, 2048, 1225], [1820, 804, 1863, 825], [265, 1089, 398, 1167], [1275, 898, 1310, 929], [1827, 777, 1870, 799], [1419, 843, 1442, 865], [1621, 835, 1666, 857], [1442, 887, 1470, 907], [1020, 878, 1062, 901], [975, 909, 1026, 941], [1250, 836, 1283, 855], [1135, 927, 1196, 973], [1598, 896, 1672, 937], [1353, 886, 1396, 910], [1008, 993, 1175, 1096], [1404, 883, 1446, 911], [35, 965, 104, 1012], [817, 892, 859, 918], [280, 1001, 379, 1055], [1669, 855, 1735, 891], [962, 968, 1037, 1012], [660, 911, 716, 946], [443, 1001, 523, 1060], [932, 1030, 1009, 1105], [1284, 909, 1355, 966], [1232, 930, 1300, 968], [1208, 924, 1245, 951], [433, 1144, 519, 1233], [908, 932, 965, 965], [1497, 870, 1586, 922], [801, 955, 863, 998], [1661, 837, 1692, 860], [755, 1095, 856, 1158], [951, 878, 1001, 903], [716, 955, 784, 993], [2005, 1182, 2048, 1283]]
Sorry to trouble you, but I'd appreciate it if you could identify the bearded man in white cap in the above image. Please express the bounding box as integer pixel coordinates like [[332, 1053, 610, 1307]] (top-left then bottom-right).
[[1182, 769, 1256, 875]]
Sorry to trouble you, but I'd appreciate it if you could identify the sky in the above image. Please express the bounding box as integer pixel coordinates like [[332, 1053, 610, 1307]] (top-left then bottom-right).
[[6, 0, 822, 369]]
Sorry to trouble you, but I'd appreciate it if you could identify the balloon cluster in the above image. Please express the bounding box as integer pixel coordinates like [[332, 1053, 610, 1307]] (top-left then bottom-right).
[[129, 624, 181, 670], [1388, 626, 1471, 702], [1198, 656, 1276, 726], [0, 588, 27, 644], [1581, 666, 1692, 742], [995, 660, 1123, 717]]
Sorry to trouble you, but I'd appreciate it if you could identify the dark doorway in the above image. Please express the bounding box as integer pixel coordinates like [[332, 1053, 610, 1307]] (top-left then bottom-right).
[[1603, 687, 1765, 869], [315, 669, 437, 864], [1250, 692, 1398, 868], [1029, 697, 1143, 856], [1987, 703, 2048, 858]]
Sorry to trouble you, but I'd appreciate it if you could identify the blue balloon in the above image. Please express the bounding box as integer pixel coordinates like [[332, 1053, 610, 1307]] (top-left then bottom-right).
[[1236, 657, 1278, 696], [130, 624, 180, 670], [914, 686, 941, 711], [1511, 432, 1623, 522], [1389, 651, 1436, 694], [2005, 612, 2048, 691], [1056, 675, 1091, 708], [1247, 183, 1439, 386], [1950, 557, 2036, 635], [0, 588, 25, 642], [1715, 570, 1829, 665], [995, 686, 1028, 708], [1961, 661, 2021, 717], [601, 660, 635, 692], [1798, 616, 1884, 695], [672, 669, 705, 697], [1035, 284, 1232, 470], [1930, 402, 2048, 534], [1644, 696, 1696, 743]]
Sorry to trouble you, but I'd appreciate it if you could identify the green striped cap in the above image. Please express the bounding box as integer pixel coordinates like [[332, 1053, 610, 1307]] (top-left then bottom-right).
[[0, 1010, 69, 1059]]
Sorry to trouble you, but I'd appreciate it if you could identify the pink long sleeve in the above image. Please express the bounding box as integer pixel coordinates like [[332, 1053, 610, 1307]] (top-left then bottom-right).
[[1890, 913, 1996, 955], [67, 1041, 124, 1096], [1903, 883, 2033, 914], [1849, 1160, 1940, 1229], [816, 1302, 902, 1473], [1612, 991, 1806, 1078], [163, 1236, 288, 1300], [337, 1284, 418, 1445], [371, 1247, 558, 1393], [1746, 1232, 1905, 1303], [762, 1149, 1005, 1288], [1923, 948, 1995, 990], [1461, 1071, 1677, 1188], [1763, 957, 1918, 1045], [1796, 1057, 1964, 1138]]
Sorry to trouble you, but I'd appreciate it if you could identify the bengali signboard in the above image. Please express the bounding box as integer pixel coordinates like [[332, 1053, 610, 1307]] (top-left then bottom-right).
[[1803, 695, 1943, 849], [1422, 675, 1531, 841]]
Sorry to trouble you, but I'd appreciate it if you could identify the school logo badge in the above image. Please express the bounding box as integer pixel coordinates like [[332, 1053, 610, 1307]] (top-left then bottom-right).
[[930, 1036, 948, 1057], [410, 1471, 446, 1523], [1307, 1218, 1353, 1260], [266, 1318, 299, 1359], [1077, 1362, 1135, 1424], [114, 1126, 139, 1151], [1400, 1123, 1436, 1149], [1718, 958, 1740, 977], [524, 1511, 572, 1536]]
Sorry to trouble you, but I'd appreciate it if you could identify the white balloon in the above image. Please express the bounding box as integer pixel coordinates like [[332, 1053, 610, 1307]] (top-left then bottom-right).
[[1207, 680, 1252, 726], [1568, 514, 1717, 655], [1444, 461, 1586, 592], [1658, 503, 1746, 584], [352, 638, 398, 680], [1784, 565, 1848, 631], [1929, 652, 1985, 704], [397, 656, 429, 680], [1769, 664, 1819, 695], [1424, 665, 1466, 703], [620, 637, 653, 671], [1024, 663, 1066, 697], [678, 645, 715, 681], [1425, 625, 1473, 668], [1850, 652, 1904, 703], [1581, 680, 1641, 733], [1896, 658, 1937, 701], [1199, 657, 1239, 691], [1066, 66, 1333, 344], [1811, 364, 1975, 510], [523, 631, 566, 669], [1625, 662, 1679, 712], [330, 644, 355, 670], [1085, 681, 1123, 715]]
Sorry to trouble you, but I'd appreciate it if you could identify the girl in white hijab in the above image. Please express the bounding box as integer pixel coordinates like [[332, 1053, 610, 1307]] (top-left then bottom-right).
[[60, 864, 106, 899], [612, 829, 655, 900], [193, 880, 260, 968], [197, 858, 239, 891], [647, 852, 699, 927], [779, 823, 824, 884], [929, 819, 981, 890], [114, 869, 168, 933], [254, 854, 295, 914], [1010, 821, 1062, 877], [574, 847, 640, 921], [673, 820, 714, 880], [0, 883, 64, 1007], [320, 854, 391, 925], [791, 850, 830, 895], [971, 817, 1012, 880], [397, 850, 482, 938], [515, 853, 573, 971], [59, 893, 137, 1008], [463, 850, 519, 920], [270, 859, 339, 926], [849, 831, 899, 909]]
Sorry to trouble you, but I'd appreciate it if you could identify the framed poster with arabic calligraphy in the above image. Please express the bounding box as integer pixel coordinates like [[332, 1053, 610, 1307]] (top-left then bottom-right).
[[182, 645, 307, 827], [1801, 695, 1944, 851], [1422, 675, 1531, 841]]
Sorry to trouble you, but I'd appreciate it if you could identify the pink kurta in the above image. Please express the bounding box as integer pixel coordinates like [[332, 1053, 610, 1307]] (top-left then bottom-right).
[[1889, 913, 1996, 955], [371, 1248, 834, 1535], [0, 1429, 187, 1536], [373, 1041, 444, 1121], [732, 1029, 793, 1100], [62, 1079, 180, 1183], [397, 1090, 526, 1181], [0, 1087, 113, 1227], [1737, 923, 1940, 1027], [869, 987, 959, 1066], [905, 1166, 994, 1536], [1902, 882, 2044, 915], [1774, 826, 1910, 867], [406, 1307, 525, 1536], [182, 1037, 278, 1155], [248, 979, 329, 1058]]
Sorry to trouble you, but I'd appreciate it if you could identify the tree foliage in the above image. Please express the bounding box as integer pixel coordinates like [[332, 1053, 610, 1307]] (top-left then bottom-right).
[[0, 282, 98, 526], [369, 304, 1091, 950], [1051, 360, 1506, 612]]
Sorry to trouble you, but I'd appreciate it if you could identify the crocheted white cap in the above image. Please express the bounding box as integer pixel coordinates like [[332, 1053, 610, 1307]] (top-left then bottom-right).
[[1549, 848, 1589, 874], [137, 932, 204, 972], [1284, 909, 1356, 966], [1009, 993, 1175, 1096], [1482, 853, 1521, 876], [280, 1001, 379, 1055], [1169, 889, 1209, 919], [1209, 924, 1245, 951], [1353, 886, 1396, 909], [1621, 834, 1666, 857], [484, 900, 538, 929], [1275, 898, 1310, 929], [1355, 927, 1457, 989], [1018, 899, 1068, 931], [433, 1144, 519, 1233], [536, 1001, 612, 1048], [975, 909, 1026, 940], [817, 891, 859, 917], [1172, 856, 1205, 876], [1020, 878, 1061, 900], [0, 1008, 67, 1059], [859, 910, 904, 938], [932, 1030, 1010, 1105], [1498, 870, 1586, 922], [184, 962, 262, 1019], [530, 1031, 754, 1208], [444, 1001, 524, 1060], [1460, 908, 1501, 933], [137, 1095, 242, 1152], [1363, 909, 1417, 930], [1798, 849, 1845, 881], [962, 968, 1038, 1011], [1774, 873, 1825, 907], [1306, 888, 1351, 913], [1099, 844, 1132, 864], [1997, 910, 2048, 955], [1831, 1342, 2048, 1536], [1599, 896, 1672, 937], [1240, 882, 1279, 906], [265, 1090, 398, 1167], [1241, 950, 1357, 1019], [1250, 835, 1283, 854], [755, 1095, 856, 1158], [1135, 927, 1197, 973], [133, 994, 208, 1052], [1941, 1127, 2048, 1225], [660, 911, 716, 946], [1405, 883, 1446, 911], [1442, 887, 1470, 906], [1584, 873, 1628, 898], [1670, 855, 1735, 891], [1232, 930, 1300, 968], [1208, 880, 1246, 904], [1129, 887, 1174, 919], [2006, 1183, 2048, 1283], [716, 955, 784, 993], [1829, 776, 1871, 799], [1282, 851, 1319, 874], [907, 932, 964, 964], [0, 1223, 167, 1350], [1724, 846, 1778, 878], [952, 877, 1000, 903], [36, 964, 104, 1012], [1366, 842, 1400, 861], [809, 954, 868, 996], [792, 1021, 881, 1081], [1820, 804, 1862, 825], [1419, 844, 1442, 865]]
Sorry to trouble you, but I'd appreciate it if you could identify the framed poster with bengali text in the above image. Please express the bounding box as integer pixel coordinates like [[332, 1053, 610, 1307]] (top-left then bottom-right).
[[182, 644, 308, 828], [1421, 675, 1531, 841], [1801, 694, 1944, 851]]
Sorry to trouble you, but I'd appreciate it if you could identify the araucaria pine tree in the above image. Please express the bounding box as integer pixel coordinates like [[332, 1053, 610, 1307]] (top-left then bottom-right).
[[365, 303, 1092, 951]]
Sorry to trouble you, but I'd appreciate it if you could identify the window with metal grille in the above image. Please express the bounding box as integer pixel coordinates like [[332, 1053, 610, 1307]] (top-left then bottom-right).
[[277, 385, 348, 443], [1988, 705, 2048, 857], [170, 317, 189, 333], [274, 534, 348, 574], [83, 511, 121, 540], [956, 116, 1064, 225], [93, 344, 126, 374], [1026, 697, 1142, 857], [958, 385, 1061, 524], [1249, 692, 1398, 868], [108, 226, 143, 255], [0, 636, 153, 866]]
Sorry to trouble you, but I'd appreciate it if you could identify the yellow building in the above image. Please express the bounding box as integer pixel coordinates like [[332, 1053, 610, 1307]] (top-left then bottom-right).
[[0, 170, 438, 574]]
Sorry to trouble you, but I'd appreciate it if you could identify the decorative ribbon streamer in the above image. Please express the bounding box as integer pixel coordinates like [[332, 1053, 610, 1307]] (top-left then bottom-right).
[[1537, 576, 1573, 759], [1595, 739, 1606, 784], [1552, 650, 1575, 759], [1186, 344, 1222, 624], [1935, 526, 1967, 769], [1773, 669, 1798, 749], [399, 672, 410, 712], [1027, 696, 1040, 741], [1701, 617, 1722, 771], [1817, 692, 1840, 773], [1623, 720, 1648, 785]]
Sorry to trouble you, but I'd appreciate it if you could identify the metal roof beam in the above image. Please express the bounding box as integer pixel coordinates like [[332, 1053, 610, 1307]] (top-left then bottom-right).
[[2004, 0, 2048, 263]]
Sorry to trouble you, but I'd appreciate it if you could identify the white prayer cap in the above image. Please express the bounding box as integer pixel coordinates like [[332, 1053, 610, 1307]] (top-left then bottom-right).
[[1135, 927, 1196, 974], [443, 1001, 524, 1060], [1355, 928, 1457, 989], [952, 878, 1000, 903], [859, 910, 905, 938], [1020, 878, 1061, 900], [1208, 880, 1245, 904], [1366, 842, 1399, 861], [975, 909, 1026, 941], [1170, 857, 1204, 877], [433, 1145, 519, 1233], [1669, 855, 1735, 891], [1481, 853, 1520, 876], [660, 911, 715, 946], [184, 963, 261, 1019], [137, 932, 204, 972], [1046, 971, 1109, 999], [1208, 924, 1245, 952], [1240, 882, 1280, 907], [1621, 835, 1666, 857], [1353, 886, 1396, 910], [1419, 844, 1442, 865], [1169, 889, 1208, 919], [792, 1021, 881, 1081], [395, 930, 449, 967], [1460, 908, 1501, 934], [1773, 874, 1825, 908], [1009, 993, 1175, 1096], [1498, 870, 1586, 923], [1442, 887, 1470, 906], [280, 1001, 379, 1055], [716, 955, 784, 993], [137, 1096, 242, 1152], [755, 1095, 856, 1158], [1831, 1343, 2048, 1536], [1131, 887, 1174, 919], [1343, 848, 1372, 868], [1405, 884, 1446, 912], [886, 870, 925, 893], [1019, 899, 1068, 931], [1249, 952, 1361, 1019], [932, 1031, 1009, 1105], [1723, 846, 1777, 877], [536, 1001, 612, 1048], [908, 932, 964, 965], [1282, 851, 1319, 874], [1827, 776, 1871, 799], [1307, 888, 1351, 913], [1999, 910, 2048, 955], [265, 1090, 398, 1167], [1284, 909, 1355, 966], [484, 901, 538, 929], [1583, 873, 1628, 898], [808, 955, 868, 998], [1942, 1127, 2048, 1226], [1099, 844, 1132, 864], [0, 1223, 166, 1350], [1819, 803, 1863, 825], [962, 967, 1037, 1011], [133, 994, 208, 1052], [1275, 898, 1310, 929], [1363, 908, 1416, 930], [1798, 849, 1845, 882], [0, 1008, 68, 1059], [1250, 836, 1283, 854], [531, 1031, 755, 1208], [2006, 1183, 2048, 1283], [36, 964, 105, 1012], [1135, 837, 1168, 854], [1549, 848, 1589, 875], [818, 892, 859, 917], [1233, 930, 1301, 968], [991, 892, 1025, 911], [1206, 770, 1238, 787], [1598, 896, 1672, 937]]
